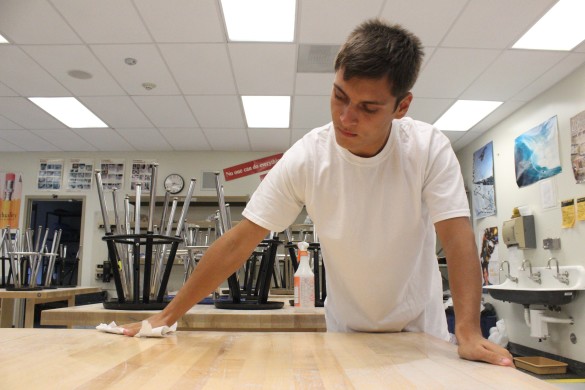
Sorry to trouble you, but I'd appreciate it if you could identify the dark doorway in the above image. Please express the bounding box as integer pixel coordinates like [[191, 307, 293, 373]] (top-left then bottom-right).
[[28, 198, 83, 286]]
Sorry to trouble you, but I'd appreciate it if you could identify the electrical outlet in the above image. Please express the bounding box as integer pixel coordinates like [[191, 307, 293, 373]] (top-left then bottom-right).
[[543, 238, 561, 250]]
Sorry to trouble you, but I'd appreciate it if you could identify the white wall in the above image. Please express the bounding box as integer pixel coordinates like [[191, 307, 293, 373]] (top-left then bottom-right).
[[457, 62, 585, 362], [0, 150, 307, 296]]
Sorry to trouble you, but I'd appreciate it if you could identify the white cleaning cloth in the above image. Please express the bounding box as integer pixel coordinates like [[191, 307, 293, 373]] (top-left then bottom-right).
[[96, 320, 177, 338]]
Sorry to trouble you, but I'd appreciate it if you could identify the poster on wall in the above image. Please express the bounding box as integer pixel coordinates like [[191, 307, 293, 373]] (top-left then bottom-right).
[[514, 116, 562, 188], [570, 109, 585, 184], [100, 159, 125, 190], [480, 226, 499, 287], [130, 160, 155, 192], [0, 172, 23, 227], [472, 141, 496, 219], [65, 158, 93, 191], [37, 159, 63, 191]]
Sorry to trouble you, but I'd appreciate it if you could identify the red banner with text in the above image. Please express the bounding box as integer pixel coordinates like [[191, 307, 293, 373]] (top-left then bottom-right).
[[223, 153, 283, 181]]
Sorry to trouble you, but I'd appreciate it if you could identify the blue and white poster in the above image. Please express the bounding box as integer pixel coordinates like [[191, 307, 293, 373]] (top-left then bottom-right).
[[472, 141, 496, 219], [514, 116, 562, 188]]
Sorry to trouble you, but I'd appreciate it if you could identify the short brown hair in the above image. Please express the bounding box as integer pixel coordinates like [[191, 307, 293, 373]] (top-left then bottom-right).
[[335, 19, 424, 100]]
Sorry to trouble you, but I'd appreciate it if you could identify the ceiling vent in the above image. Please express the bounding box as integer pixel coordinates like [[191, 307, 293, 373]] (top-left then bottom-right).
[[297, 44, 339, 73]]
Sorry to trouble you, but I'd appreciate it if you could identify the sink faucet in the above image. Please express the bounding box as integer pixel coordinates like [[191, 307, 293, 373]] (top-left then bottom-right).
[[546, 257, 570, 285], [499, 260, 518, 283], [521, 259, 541, 284]]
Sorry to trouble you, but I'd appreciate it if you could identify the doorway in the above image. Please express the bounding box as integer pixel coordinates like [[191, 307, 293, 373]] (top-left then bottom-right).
[[26, 196, 84, 286]]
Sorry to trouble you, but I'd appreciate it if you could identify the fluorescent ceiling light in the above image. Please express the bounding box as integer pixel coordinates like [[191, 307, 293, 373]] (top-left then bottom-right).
[[433, 100, 502, 131], [0, 33, 9, 43], [221, 0, 296, 42], [29, 97, 108, 128], [513, 0, 585, 50], [242, 96, 290, 128]]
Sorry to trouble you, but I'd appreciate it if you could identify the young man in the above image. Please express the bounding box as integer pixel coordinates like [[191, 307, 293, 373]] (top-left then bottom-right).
[[122, 19, 513, 367]]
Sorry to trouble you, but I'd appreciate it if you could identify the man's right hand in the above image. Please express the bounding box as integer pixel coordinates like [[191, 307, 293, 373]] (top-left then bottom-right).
[[120, 314, 169, 337]]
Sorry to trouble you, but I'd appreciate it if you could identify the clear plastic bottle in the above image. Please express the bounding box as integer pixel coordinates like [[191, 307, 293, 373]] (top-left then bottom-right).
[[294, 241, 314, 307]]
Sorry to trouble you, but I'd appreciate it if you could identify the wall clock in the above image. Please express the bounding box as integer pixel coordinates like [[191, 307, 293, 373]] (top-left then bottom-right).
[[164, 173, 184, 194]]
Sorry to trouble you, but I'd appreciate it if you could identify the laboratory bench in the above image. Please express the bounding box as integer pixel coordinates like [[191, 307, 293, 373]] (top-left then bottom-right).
[[0, 328, 555, 389], [41, 299, 326, 332], [0, 286, 101, 328]]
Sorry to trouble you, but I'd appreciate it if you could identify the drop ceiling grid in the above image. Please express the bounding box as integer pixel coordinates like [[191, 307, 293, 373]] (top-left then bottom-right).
[[31, 128, 97, 151]]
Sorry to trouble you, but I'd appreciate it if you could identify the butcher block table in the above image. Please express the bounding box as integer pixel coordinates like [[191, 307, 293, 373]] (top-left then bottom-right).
[[0, 329, 553, 389], [41, 301, 326, 331], [0, 286, 101, 328]]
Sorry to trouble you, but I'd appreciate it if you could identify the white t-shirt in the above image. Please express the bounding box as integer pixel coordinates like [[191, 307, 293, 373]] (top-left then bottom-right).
[[243, 118, 470, 340]]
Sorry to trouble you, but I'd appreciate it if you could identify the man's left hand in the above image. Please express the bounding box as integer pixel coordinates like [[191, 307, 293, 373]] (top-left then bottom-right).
[[457, 333, 514, 366]]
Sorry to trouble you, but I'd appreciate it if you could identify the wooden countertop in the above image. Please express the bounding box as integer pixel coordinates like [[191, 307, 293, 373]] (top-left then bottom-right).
[[41, 300, 326, 331], [0, 286, 101, 299], [0, 329, 554, 389]]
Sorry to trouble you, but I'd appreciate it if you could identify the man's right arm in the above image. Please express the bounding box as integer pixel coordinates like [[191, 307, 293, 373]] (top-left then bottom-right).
[[121, 218, 270, 336]]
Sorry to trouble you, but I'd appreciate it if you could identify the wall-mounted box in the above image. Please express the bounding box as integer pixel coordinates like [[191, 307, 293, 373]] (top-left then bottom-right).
[[502, 215, 536, 249]]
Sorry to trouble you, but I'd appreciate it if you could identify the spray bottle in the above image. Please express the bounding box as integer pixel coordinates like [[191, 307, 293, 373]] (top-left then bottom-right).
[[294, 241, 314, 307]]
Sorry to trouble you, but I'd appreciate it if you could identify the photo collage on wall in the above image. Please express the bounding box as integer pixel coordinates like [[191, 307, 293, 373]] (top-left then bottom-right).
[[37, 159, 63, 190], [100, 159, 125, 190], [66, 159, 93, 191], [130, 160, 155, 192]]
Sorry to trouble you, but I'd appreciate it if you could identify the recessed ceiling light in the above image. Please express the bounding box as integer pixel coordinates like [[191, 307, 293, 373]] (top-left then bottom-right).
[[28, 97, 108, 128], [0, 33, 9, 43], [221, 0, 296, 42], [433, 100, 502, 131], [242, 96, 290, 128], [513, 0, 585, 51]]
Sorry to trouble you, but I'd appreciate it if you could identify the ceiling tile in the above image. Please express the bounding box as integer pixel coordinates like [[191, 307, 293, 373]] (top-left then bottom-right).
[[0, 0, 81, 44], [291, 96, 330, 129], [380, 0, 467, 47], [0, 82, 18, 97], [32, 129, 98, 151], [203, 128, 250, 151], [90, 44, 181, 95], [229, 44, 296, 95], [0, 46, 70, 96], [299, 0, 385, 44], [407, 98, 455, 124], [73, 128, 135, 151], [116, 128, 173, 151], [442, 0, 557, 49], [79, 96, 153, 128], [295, 73, 333, 95], [0, 137, 23, 152], [0, 115, 22, 130], [159, 44, 236, 94], [0, 129, 60, 151], [248, 128, 291, 152], [0, 97, 66, 129], [413, 48, 501, 98], [51, 0, 151, 44], [461, 50, 567, 101], [470, 100, 527, 133], [132, 96, 198, 127], [158, 128, 212, 151], [512, 53, 585, 102], [134, 0, 225, 43], [23, 45, 125, 96], [441, 131, 467, 145], [185, 95, 245, 128], [291, 128, 310, 145]]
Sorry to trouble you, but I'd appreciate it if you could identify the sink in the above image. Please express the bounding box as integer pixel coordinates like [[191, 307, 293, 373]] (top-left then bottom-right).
[[484, 265, 585, 306]]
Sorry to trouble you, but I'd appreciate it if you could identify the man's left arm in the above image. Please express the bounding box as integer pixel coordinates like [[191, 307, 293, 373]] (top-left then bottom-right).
[[435, 216, 514, 366]]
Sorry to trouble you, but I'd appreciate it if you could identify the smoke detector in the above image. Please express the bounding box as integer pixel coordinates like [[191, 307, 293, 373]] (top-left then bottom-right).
[[142, 82, 157, 91]]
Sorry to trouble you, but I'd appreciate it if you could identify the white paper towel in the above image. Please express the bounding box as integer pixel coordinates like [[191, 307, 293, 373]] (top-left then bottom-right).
[[96, 320, 177, 338]]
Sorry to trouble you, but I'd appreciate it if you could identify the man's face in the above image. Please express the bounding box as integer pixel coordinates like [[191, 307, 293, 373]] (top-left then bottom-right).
[[330, 68, 412, 157]]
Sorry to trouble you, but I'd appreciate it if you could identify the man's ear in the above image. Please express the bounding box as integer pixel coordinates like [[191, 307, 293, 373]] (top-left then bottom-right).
[[394, 93, 413, 119]]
